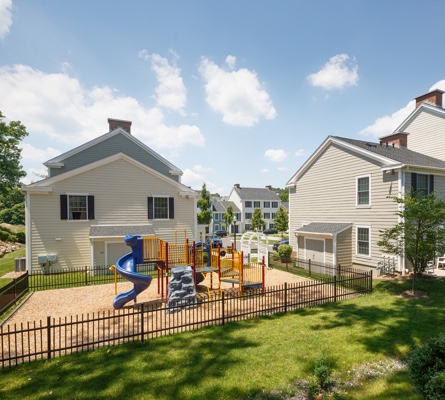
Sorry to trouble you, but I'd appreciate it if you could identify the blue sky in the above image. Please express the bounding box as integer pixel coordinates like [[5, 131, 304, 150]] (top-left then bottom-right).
[[1, 0, 445, 196]]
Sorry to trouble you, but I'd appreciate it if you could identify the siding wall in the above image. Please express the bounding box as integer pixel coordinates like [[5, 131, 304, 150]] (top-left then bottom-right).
[[403, 109, 445, 160], [49, 133, 179, 182], [290, 143, 400, 270], [28, 158, 195, 270]]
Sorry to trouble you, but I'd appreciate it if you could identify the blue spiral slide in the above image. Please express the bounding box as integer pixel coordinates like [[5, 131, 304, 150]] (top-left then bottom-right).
[[113, 235, 153, 309]]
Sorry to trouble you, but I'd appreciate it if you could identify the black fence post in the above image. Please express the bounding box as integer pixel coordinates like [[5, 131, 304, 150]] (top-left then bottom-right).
[[222, 292, 225, 326], [334, 276, 337, 302], [284, 282, 288, 314], [370, 270, 373, 293], [141, 305, 145, 342], [308, 259, 311, 277], [85, 266, 88, 286], [47, 316, 52, 360]]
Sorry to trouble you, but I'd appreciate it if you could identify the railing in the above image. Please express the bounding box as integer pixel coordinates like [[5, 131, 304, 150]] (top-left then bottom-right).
[[1, 272, 372, 368], [0, 273, 29, 315]]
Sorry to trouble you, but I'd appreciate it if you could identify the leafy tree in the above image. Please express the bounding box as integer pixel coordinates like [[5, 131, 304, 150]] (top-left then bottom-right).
[[0, 112, 28, 196], [223, 204, 235, 232], [378, 191, 445, 292], [274, 205, 289, 236], [250, 208, 265, 232], [197, 183, 212, 225], [272, 187, 288, 202]]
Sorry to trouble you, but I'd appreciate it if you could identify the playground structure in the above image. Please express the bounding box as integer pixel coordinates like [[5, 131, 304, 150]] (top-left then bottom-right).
[[113, 230, 266, 308]]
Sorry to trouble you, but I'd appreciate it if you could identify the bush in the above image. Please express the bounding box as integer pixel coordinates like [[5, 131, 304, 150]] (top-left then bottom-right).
[[0, 226, 16, 242], [424, 371, 445, 400], [278, 244, 292, 262], [314, 356, 333, 389], [15, 230, 25, 244], [408, 333, 445, 397]]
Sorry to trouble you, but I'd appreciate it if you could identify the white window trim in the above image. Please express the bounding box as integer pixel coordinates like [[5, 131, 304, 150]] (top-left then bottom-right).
[[356, 174, 372, 208], [356, 225, 371, 258], [153, 195, 170, 220], [66, 193, 89, 222]]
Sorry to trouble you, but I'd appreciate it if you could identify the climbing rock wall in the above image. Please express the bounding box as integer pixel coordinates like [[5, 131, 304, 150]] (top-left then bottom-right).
[[166, 266, 197, 313]]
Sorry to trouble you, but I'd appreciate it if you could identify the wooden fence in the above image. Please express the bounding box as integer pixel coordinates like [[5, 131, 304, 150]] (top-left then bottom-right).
[[1, 269, 372, 368]]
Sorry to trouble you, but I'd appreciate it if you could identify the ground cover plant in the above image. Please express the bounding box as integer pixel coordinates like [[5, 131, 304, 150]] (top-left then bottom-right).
[[1, 277, 444, 399]]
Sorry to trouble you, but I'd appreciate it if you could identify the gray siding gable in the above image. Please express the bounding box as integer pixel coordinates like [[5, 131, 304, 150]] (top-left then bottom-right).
[[232, 187, 280, 201], [45, 130, 181, 181]]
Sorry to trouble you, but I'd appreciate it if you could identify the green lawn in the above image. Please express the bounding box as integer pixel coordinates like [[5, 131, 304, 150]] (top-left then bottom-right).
[[2, 277, 444, 399], [0, 247, 25, 289]]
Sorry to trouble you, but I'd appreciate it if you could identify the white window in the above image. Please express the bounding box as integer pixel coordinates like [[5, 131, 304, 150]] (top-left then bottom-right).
[[356, 175, 371, 207], [416, 174, 429, 197], [272, 201, 278, 208], [356, 226, 371, 257], [254, 201, 260, 208], [263, 212, 270, 219], [69, 195, 87, 220], [245, 201, 252, 208], [154, 197, 168, 218], [214, 213, 219, 221], [245, 212, 252, 219], [264, 201, 270, 208]]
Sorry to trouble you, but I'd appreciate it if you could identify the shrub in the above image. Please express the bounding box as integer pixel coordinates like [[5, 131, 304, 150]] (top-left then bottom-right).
[[15, 230, 25, 244], [0, 226, 16, 242], [314, 356, 333, 389], [408, 333, 445, 397], [278, 244, 292, 262], [424, 371, 445, 400]]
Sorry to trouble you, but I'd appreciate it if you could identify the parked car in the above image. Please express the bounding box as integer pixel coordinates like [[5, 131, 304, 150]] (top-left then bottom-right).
[[205, 234, 223, 248], [273, 239, 289, 251], [263, 228, 278, 235], [214, 230, 227, 237]]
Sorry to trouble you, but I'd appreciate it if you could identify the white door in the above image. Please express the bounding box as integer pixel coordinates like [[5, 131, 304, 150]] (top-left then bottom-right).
[[306, 239, 325, 263], [106, 242, 129, 266]]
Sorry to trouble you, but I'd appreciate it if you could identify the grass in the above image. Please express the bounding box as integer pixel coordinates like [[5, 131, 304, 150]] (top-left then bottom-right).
[[2, 277, 445, 399], [0, 246, 25, 282]]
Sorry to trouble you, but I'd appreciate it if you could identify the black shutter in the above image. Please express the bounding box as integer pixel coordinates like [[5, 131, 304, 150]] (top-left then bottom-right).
[[147, 197, 153, 219], [60, 195, 68, 220], [411, 173, 417, 192], [169, 197, 174, 219], [429, 175, 434, 194], [87, 195, 95, 219]]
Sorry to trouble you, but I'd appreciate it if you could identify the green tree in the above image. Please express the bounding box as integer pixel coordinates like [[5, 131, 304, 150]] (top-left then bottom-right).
[[197, 183, 212, 225], [274, 205, 289, 236], [0, 112, 28, 196], [378, 191, 445, 292], [223, 204, 235, 232], [250, 208, 265, 232], [272, 187, 288, 202]]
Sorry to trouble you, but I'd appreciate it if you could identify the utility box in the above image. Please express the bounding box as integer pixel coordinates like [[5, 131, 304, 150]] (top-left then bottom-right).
[[14, 257, 26, 272], [38, 255, 48, 265]]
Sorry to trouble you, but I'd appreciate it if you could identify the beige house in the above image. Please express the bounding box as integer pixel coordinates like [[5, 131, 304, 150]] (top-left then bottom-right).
[[286, 89, 445, 273], [22, 118, 198, 271]]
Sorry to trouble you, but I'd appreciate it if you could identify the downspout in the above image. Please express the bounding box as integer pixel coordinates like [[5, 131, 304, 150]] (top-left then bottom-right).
[[398, 170, 406, 276], [24, 190, 31, 272], [332, 233, 337, 274]]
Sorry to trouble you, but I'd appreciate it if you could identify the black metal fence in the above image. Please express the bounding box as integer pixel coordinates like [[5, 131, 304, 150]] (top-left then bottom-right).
[[0, 274, 29, 315], [28, 264, 157, 291], [1, 268, 372, 368]]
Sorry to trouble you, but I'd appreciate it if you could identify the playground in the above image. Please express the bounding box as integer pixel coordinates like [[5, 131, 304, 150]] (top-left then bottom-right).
[[5, 268, 308, 325]]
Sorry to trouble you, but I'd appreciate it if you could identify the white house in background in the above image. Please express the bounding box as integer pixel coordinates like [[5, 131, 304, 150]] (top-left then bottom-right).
[[22, 118, 198, 271], [227, 184, 282, 233], [286, 89, 445, 273]]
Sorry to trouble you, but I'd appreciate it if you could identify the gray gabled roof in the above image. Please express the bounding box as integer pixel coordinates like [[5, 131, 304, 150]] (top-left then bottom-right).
[[89, 225, 155, 238], [232, 187, 280, 201], [212, 200, 240, 213], [334, 136, 445, 169], [295, 222, 352, 236]]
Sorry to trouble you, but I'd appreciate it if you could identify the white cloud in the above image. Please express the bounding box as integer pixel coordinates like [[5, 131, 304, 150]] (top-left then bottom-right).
[[150, 53, 187, 115], [181, 166, 224, 194], [199, 57, 277, 127], [260, 168, 270, 173], [307, 54, 358, 90], [0, 64, 204, 153], [0, 0, 13, 40], [295, 149, 305, 157], [265, 149, 287, 162], [359, 80, 445, 138], [225, 55, 236, 70]]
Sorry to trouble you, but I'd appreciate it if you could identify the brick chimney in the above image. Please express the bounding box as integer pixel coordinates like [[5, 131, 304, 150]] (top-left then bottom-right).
[[415, 89, 444, 108], [234, 184, 240, 189], [265, 185, 272, 190], [108, 118, 132, 134], [379, 132, 408, 148]]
